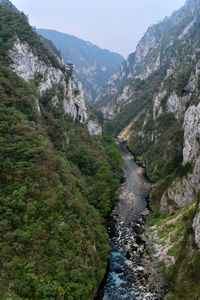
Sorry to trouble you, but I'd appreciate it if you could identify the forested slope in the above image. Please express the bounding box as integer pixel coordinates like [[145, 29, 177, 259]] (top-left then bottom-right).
[[0, 3, 121, 299]]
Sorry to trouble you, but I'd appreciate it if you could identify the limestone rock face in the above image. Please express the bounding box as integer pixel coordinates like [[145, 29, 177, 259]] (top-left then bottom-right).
[[9, 39, 101, 134], [161, 157, 200, 213], [159, 104, 200, 244], [95, 0, 200, 124], [193, 205, 200, 249], [94, 4, 185, 116], [94, 26, 159, 108], [94, 63, 128, 105], [166, 92, 187, 120], [160, 177, 194, 213], [63, 80, 89, 123], [37, 28, 124, 105], [87, 120, 102, 136], [153, 89, 166, 120], [10, 39, 64, 92], [100, 105, 116, 120], [155, 94, 200, 218], [183, 104, 200, 163], [152, 58, 200, 121], [99, 84, 132, 120], [134, 26, 157, 65]]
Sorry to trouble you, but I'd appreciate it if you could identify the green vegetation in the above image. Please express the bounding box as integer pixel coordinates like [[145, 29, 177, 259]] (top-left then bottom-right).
[[0, 4, 62, 69], [148, 197, 200, 299], [37, 28, 124, 104], [128, 112, 184, 211], [164, 203, 200, 299], [130, 113, 183, 181], [40, 35, 62, 60], [104, 69, 167, 136], [167, 244, 179, 257], [96, 1, 200, 298], [2, 0, 200, 298], [0, 63, 121, 300], [0, 4, 121, 299]]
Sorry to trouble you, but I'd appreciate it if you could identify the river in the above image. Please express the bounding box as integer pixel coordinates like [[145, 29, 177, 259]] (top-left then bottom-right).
[[99, 144, 165, 300]]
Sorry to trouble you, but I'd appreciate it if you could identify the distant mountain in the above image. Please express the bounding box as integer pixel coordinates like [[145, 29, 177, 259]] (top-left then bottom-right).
[[37, 29, 124, 104], [94, 6, 185, 111]]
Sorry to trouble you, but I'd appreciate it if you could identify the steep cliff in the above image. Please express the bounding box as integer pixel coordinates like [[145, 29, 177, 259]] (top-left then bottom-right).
[[97, 0, 200, 298], [94, 4, 185, 115], [37, 29, 124, 105], [8, 36, 101, 136], [95, 0, 200, 120]]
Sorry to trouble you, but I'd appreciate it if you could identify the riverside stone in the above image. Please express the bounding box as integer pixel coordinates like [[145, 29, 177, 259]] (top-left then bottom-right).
[[103, 145, 165, 299]]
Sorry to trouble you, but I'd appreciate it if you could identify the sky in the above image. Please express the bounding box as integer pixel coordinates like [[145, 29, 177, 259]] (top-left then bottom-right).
[[11, 0, 186, 58]]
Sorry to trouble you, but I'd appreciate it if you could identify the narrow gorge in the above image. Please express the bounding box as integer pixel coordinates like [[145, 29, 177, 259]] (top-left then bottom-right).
[[1, 0, 200, 299], [94, 0, 200, 298], [100, 144, 165, 300]]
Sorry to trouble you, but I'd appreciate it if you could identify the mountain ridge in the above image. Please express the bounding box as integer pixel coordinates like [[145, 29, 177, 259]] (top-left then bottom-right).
[[94, 3, 187, 110], [96, 0, 200, 297], [37, 28, 124, 104]]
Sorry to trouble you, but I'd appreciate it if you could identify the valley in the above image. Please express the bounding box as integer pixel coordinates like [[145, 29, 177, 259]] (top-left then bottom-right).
[[0, 0, 200, 299], [101, 144, 165, 300]]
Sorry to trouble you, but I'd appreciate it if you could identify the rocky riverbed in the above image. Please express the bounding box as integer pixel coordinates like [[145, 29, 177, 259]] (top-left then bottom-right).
[[101, 145, 165, 300]]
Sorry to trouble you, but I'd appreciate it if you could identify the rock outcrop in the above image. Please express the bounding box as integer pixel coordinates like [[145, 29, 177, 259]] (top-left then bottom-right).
[[193, 204, 200, 249], [183, 104, 200, 163], [160, 104, 200, 214], [37, 28, 124, 105], [95, 2, 187, 118], [87, 120, 102, 136], [9, 39, 101, 135]]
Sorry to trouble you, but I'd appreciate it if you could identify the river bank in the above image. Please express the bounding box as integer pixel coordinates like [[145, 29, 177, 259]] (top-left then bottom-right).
[[96, 144, 165, 299]]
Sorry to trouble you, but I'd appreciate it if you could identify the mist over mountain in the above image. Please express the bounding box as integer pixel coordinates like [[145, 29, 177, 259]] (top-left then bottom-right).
[[37, 29, 124, 104]]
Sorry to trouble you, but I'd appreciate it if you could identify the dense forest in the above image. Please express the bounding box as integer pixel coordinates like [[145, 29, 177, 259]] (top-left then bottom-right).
[[0, 3, 121, 299], [3, 0, 200, 298]]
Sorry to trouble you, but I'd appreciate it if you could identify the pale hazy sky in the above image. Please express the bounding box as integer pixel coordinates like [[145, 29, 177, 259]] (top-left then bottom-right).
[[11, 0, 186, 58]]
